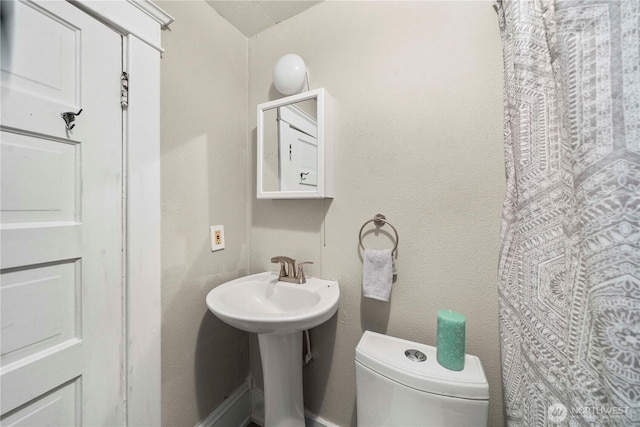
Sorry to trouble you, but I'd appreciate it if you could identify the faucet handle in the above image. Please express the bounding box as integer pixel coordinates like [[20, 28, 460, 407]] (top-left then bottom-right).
[[296, 261, 314, 283], [271, 256, 296, 277]]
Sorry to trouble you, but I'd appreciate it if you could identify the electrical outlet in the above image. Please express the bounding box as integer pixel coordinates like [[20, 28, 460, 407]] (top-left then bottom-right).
[[210, 225, 225, 251]]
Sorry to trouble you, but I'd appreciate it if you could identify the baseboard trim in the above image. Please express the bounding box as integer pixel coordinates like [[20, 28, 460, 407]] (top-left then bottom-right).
[[194, 382, 339, 427], [250, 389, 339, 427], [195, 380, 251, 427], [304, 412, 341, 427]]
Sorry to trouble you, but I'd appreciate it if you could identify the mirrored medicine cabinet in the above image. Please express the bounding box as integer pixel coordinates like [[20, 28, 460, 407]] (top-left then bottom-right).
[[257, 88, 333, 199]]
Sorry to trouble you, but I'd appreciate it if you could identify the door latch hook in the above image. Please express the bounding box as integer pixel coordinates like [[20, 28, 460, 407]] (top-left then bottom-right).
[[61, 109, 83, 131]]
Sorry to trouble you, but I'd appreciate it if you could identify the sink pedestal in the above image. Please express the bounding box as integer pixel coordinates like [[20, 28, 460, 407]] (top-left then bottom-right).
[[206, 272, 340, 427], [259, 332, 304, 427]]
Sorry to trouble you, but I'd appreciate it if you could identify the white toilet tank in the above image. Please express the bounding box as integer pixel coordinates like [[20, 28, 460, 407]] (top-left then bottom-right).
[[355, 331, 489, 427]]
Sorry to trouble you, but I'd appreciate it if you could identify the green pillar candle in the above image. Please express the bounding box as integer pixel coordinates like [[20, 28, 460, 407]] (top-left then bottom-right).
[[436, 309, 466, 371]]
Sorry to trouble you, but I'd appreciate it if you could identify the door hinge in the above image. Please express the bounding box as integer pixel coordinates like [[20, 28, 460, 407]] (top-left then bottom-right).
[[121, 71, 129, 110]]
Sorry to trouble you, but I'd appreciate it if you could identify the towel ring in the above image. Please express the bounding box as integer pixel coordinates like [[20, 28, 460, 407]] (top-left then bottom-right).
[[359, 214, 399, 255]]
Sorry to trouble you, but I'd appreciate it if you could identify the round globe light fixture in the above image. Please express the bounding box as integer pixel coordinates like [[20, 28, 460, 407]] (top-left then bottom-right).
[[273, 54, 307, 95]]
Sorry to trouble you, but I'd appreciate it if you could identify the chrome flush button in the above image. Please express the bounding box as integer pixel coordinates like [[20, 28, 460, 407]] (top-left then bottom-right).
[[405, 349, 427, 362]]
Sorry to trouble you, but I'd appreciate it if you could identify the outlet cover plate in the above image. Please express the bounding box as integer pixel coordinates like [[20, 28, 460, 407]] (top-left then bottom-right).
[[211, 225, 225, 251]]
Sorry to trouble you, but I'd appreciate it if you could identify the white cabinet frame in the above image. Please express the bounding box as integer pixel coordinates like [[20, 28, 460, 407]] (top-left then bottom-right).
[[257, 88, 334, 199]]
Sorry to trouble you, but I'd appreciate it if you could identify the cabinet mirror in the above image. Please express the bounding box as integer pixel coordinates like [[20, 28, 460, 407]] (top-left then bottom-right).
[[257, 88, 333, 199]]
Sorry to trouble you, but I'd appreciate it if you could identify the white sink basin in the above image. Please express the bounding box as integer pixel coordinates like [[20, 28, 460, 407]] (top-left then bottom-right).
[[206, 272, 340, 334]]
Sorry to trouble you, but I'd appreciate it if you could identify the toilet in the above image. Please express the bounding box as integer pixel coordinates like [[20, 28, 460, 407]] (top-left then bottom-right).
[[355, 331, 489, 426]]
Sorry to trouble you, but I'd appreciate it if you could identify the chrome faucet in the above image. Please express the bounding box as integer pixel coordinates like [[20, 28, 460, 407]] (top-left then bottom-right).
[[270, 256, 314, 284]]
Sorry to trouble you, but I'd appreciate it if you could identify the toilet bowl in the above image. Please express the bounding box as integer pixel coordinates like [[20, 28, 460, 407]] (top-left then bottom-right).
[[355, 331, 489, 427]]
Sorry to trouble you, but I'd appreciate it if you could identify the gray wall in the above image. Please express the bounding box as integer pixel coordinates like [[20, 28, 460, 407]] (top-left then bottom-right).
[[160, 1, 506, 426], [248, 2, 505, 426], [160, 2, 250, 425]]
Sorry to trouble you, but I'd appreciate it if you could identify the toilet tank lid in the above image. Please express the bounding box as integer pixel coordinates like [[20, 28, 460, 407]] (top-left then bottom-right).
[[355, 331, 489, 400]]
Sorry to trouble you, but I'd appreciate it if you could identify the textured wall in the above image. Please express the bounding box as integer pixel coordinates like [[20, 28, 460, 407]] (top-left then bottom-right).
[[160, 2, 250, 426], [248, 2, 506, 425]]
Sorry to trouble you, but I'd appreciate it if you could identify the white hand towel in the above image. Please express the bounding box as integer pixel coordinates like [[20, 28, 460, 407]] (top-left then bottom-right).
[[363, 248, 393, 301]]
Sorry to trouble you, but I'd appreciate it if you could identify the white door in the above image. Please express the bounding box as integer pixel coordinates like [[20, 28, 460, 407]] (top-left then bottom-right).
[[279, 124, 319, 191], [278, 105, 318, 191], [1, 1, 124, 424]]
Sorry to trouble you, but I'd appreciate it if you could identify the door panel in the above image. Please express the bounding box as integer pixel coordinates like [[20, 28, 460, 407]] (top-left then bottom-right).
[[1, 260, 79, 365], [278, 122, 318, 191], [0, 223, 81, 269], [1, 130, 78, 224], [0, 0, 80, 138], [1, 0, 124, 424], [1, 380, 80, 427]]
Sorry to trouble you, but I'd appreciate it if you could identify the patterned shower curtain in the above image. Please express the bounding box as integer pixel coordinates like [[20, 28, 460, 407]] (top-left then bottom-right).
[[496, 0, 639, 425]]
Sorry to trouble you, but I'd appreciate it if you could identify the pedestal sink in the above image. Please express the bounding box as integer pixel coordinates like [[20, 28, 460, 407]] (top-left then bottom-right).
[[206, 272, 340, 427]]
